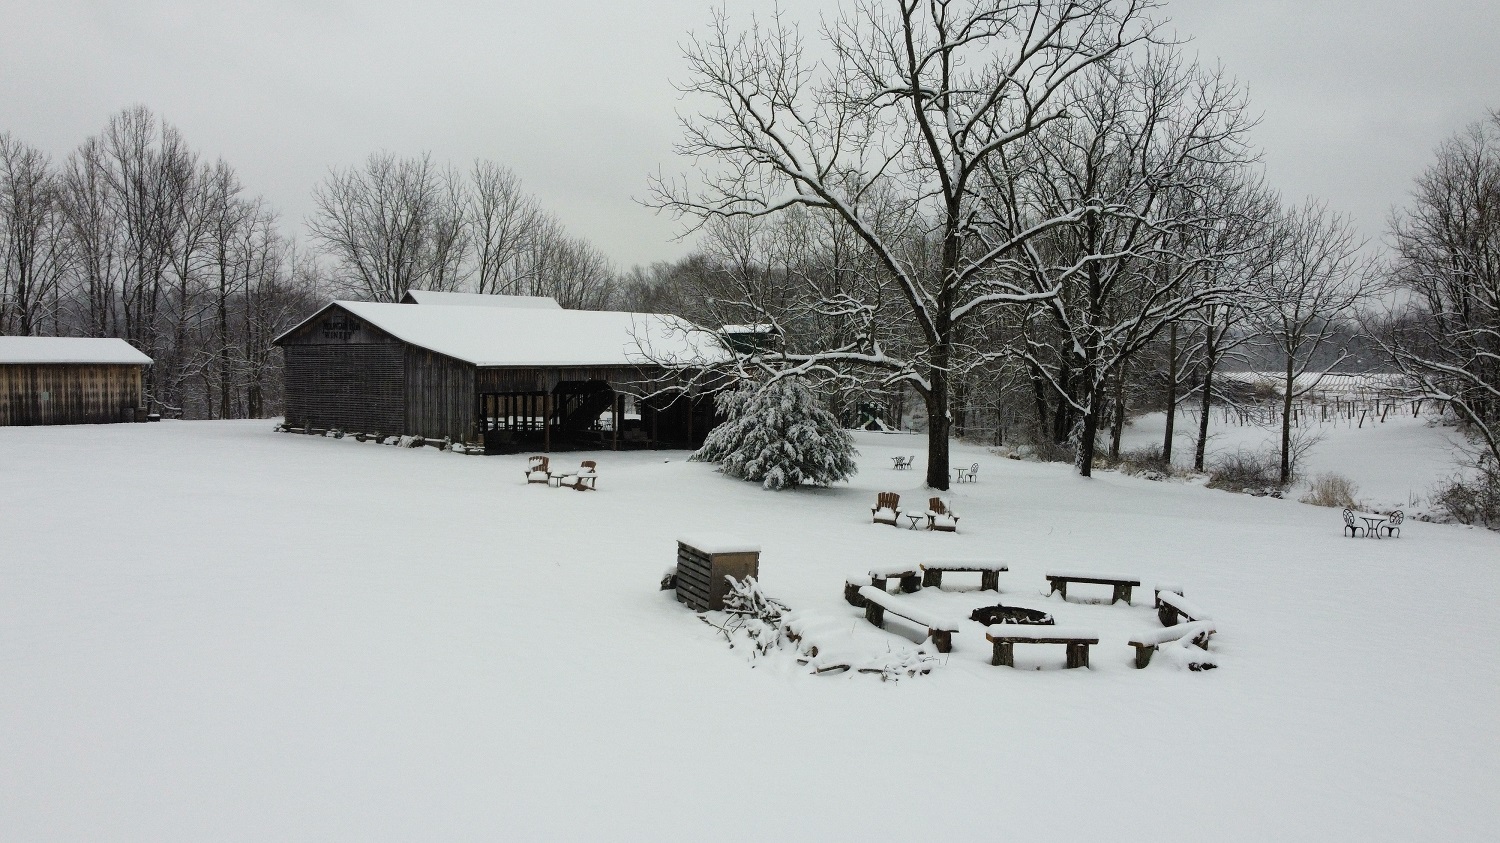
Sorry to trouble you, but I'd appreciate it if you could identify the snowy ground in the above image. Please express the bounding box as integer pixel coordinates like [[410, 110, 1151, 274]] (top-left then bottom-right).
[[2, 420, 1498, 841], [1120, 408, 1470, 510]]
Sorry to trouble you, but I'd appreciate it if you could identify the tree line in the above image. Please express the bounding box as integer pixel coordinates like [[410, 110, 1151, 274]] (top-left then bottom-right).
[[0, 108, 639, 418]]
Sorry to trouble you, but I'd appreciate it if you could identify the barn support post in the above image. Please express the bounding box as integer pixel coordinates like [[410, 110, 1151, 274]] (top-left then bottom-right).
[[543, 392, 551, 452], [613, 392, 621, 450]]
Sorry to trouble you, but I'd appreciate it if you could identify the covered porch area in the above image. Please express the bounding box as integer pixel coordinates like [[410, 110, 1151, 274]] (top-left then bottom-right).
[[475, 367, 719, 454]]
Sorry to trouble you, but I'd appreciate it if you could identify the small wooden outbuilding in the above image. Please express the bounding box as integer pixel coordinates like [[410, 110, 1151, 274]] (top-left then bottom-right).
[[273, 298, 727, 452], [0, 337, 152, 426]]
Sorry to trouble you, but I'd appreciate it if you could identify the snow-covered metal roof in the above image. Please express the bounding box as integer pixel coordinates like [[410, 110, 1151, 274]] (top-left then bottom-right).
[[276, 301, 726, 368], [0, 336, 153, 365], [400, 290, 562, 309]]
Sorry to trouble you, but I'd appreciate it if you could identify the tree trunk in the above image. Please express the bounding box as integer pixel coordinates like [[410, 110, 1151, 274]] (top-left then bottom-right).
[[1162, 322, 1178, 462], [1280, 353, 1295, 485], [1030, 363, 1050, 443], [1052, 361, 1073, 445], [1109, 360, 1128, 460], [1077, 395, 1100, 477], [953, 373, 967, 439], [926, 359, 951, 491], [1195, 349, 1214, 472], [994, 385, 1005, 447]]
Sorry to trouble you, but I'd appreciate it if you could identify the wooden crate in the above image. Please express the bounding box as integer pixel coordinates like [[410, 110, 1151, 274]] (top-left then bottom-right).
[[675, 535, 760, 611]]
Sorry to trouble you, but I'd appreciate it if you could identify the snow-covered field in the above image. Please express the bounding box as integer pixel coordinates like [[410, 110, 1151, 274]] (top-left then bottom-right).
[[1121, 409, 1470, 509], [2, 420, 1498, 841]]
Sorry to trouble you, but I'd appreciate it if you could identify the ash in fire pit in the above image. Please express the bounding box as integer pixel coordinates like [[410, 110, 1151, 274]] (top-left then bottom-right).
[[970, 604, 1054, 625]]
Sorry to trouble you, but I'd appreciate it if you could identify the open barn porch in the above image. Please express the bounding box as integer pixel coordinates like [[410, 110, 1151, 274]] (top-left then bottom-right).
[[478, 381, 718, 454]]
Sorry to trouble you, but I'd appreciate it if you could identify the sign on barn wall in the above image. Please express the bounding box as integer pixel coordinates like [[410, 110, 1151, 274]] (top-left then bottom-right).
[[321, 314, 363, 341]]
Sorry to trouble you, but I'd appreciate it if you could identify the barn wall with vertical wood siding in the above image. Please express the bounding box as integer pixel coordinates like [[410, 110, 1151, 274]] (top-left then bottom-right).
[[279, 306, 407, 433], [405, 348, 477, 443], [0, 364, 143, 426]]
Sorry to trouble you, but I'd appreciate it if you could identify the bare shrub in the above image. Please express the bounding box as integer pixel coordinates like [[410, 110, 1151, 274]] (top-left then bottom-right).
[[1027, 434, 1075, 465], [1300, 472, 1360, 508], [1207, 448, 1282, 494], [1116, 445, 1175, 479], [1432, 458, 1500, 528]]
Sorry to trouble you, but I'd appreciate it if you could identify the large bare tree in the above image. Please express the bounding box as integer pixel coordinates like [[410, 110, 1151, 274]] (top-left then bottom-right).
[[0, 134, 70, 336], [1248, 200, 1371, 484], [998, 49, 1258, 475], [654, 0, 1161, 489], [1382, 112, 1500, 467], [308, 152, 468, 302]]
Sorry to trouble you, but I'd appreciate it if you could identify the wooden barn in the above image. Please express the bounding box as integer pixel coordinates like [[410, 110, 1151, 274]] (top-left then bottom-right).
[[0, 337, 152, 426], [274, 298, 728, 453]]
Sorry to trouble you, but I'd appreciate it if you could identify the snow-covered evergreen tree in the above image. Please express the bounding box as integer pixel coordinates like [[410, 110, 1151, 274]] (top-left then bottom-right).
[[692, 377, 858, 490]]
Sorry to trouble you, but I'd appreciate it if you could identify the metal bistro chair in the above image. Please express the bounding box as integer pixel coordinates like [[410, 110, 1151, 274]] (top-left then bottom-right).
[[1382, 509, 1404, 538], [1342, 508, 1364, 537]]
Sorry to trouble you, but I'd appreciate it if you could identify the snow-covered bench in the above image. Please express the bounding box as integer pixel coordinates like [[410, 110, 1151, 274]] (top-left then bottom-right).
[[1156, 591, 1211, 627], [867, 565, 922, 594], [984, 626, 1100, 669], [844, 575, 872, 607], [1128, 621, 1216, 669], [857, 586, 962, 653], [1045, 570, 1141, 605], [920, 560, 1007, 591]]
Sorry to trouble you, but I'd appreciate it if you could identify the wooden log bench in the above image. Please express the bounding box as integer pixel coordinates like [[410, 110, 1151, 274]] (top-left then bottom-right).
[[857, 586, 961, 653], [1153, 583, 1184, 608], [984, 626, 1100, 669], [868, 565, 922, 594], [844, 575, 873, 607], [1044, 571, 1141, 605], [1128, 621, 1217, 669], [920, 560, 1007, 591], [1156, 590, 1211, 627]]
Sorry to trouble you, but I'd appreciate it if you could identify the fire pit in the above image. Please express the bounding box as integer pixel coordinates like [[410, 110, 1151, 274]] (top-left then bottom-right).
[[970, 604, 1054, 625]]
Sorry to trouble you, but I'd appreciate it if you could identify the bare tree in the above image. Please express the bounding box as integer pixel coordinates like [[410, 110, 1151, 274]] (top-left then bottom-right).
[[654, 1, 1162, 488], [308, 152, 468, 302], [58, 136, 123, 338], [0, 134, 70, 335], [997, 49, 1257, 475], [1247, 200, 1371, 484], [513, 215, 619, 309], [1381, 112, 1500, 466], [1186, 177, 1275, 470], [467, 160, 541, 296]]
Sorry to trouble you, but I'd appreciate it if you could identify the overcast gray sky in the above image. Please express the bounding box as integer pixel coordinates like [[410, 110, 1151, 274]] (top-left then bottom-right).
[[1, 1, 1496, 268]]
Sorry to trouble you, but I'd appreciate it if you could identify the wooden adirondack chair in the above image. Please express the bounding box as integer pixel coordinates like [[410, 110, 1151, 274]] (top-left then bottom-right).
[[525, 455, 550, 484], [570, 459, 598, 491], [926, 497, 959, 532], [871, 492, 901, 526]]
